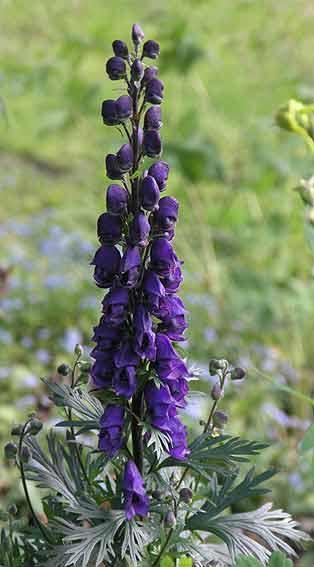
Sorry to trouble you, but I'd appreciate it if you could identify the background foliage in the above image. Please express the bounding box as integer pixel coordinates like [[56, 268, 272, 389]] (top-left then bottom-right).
[[0, 0, 313, 564]]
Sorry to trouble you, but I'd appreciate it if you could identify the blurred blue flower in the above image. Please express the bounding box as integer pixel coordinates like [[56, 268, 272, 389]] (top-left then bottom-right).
[[0, 367, 10, 380], [204, 327, 217, 343], [21, 337, 33, 349], [0, 329, 12, 344], [36, 349, 51, 364]]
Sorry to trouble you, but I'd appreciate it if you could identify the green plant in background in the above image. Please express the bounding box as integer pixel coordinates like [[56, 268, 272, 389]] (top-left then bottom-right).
[[0, 22, 309, 567]]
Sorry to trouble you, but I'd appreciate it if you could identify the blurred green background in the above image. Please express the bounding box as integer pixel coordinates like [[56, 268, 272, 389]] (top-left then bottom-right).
[[0, 0, 313, 562]]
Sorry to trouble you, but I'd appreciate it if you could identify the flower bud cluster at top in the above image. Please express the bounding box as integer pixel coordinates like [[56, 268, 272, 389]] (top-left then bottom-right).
[[90, 24, 190, 519]]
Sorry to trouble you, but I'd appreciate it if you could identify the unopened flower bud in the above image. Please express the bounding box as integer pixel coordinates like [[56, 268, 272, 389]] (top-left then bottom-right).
[[28, 419, 43, 436], [74, 344, 84, 357], [101, 99, 119, 126], [145, 78, 164, 104], [131, 58, 144, 82], [144, 106, 162, 130], [230, 367, 246, 381], [106, 184, 128, 216], [211, 382, 222, 400], [116, 95, 132, 122], [132, 23, 144, 45], [179, 487, 193, 503], [106, 154, 123, 180], [142, 66, 158, 86], [4, 442, 17, 459], [106, 56, 126, 80], [116, 143, 133, 172], [164, 510, 176, 527], [112, 39, 129, 59], [57, 363, 70, 376], [143, 130, 162, 158], [139, 175, 160, 211], [20, 446, 31, 463], [213, 410, 228, 429], [209, 358, 227, 375], [143, 40, 160, 59], [148, 161, 169, 191], [11, 424, 23, 436]]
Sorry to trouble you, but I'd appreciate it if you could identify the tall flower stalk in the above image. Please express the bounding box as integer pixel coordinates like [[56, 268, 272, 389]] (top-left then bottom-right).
[[93, 22, 189, 505]]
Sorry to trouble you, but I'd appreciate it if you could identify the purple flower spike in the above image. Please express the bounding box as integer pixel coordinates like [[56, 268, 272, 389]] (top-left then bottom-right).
[[97, 213, 122, 245], [143, 130, 162, 158], [144, 106, 162, 130], [116, 95, 132, 121], [113, 366, 137, 399], [91, 245, 121, 288], [116, 143, 133, 173], [145, 78, 164, 104], [140, 175, 160, 211], [106, 184, 128, 216], [143, 40, 160, 59], [133, 304, 156, 361], [123, 461, 149, 520], [91, 357, 114, 389], [106, 56, 126, 80], [112, 39, 129, 59], [148, 161, 169, 191], [132, 23, 145, 45], [101, 100, 119, 126], [99, 405, 125, 456], [120, 246, 141, 288], [129, 212, 151, 247]]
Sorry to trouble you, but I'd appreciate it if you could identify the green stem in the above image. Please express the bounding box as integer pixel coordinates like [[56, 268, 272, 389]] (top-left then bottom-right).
[[152, 528, 174, 567]]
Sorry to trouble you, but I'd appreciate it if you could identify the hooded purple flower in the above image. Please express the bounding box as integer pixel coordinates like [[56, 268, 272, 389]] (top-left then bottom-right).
[[156, 295, 187, 341], [116, 144, 133, 172], [91, 357, 114, 389], [143, 270, 166, 312], [114, 340, 139, 368], [144, 106, 162, 130], [143, 130, 162, 158], [131, 58, 144, 82], [120, 246, 141, 288], [145, 381, 176, 421], [116, 95, 132, 121], [112, 39, 129, 59], [148, 161, 169, 192], [97, 213, 122, 245], [163, 257, 183, 293], [91, 245, 121, 288], [106, 154, 123, 180], [101, 100, 119, 126], [106, 184, 128, 216], [150, 238, 177, 278], [142, 66, 158, 86], [133, 304, 156, 361], [154, 196, 179, 232], [145, 78, 164, 104], [155, 333, 189, 382], [113, 366, 137, 399], [102, 287, 129, 326], [123, 460, 149, 520], [168, 416, 189, 460], [139, 175, 160, 211], [129, 212, 151, 247], [143, 40, 160, 60], [99, 405, 124, 456], [92, 319, 122, 349], [106, 56, 126, 80]]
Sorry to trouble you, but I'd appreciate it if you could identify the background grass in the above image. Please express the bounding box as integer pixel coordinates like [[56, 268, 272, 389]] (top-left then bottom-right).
[[0, 0, 313, 561]]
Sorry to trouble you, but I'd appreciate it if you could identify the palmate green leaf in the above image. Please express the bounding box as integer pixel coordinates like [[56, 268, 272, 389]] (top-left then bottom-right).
[[25, 432, 82, 506], [157, 434, 268, 478], [186, 503, 309, 566], [43, 379, 103, 422]]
